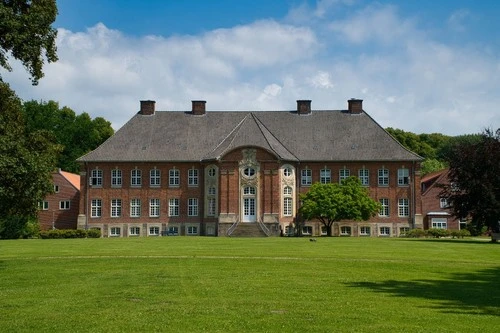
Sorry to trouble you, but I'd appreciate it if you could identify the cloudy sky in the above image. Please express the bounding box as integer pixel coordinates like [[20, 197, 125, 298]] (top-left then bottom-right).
[[2, 0, 499, 135]]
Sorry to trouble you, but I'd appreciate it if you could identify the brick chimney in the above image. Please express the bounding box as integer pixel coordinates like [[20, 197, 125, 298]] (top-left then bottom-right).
[[139, 100, 155, 115], [297, 100, 311, 115], [348, 98, 363, 114], [192, 100, 206, 115]]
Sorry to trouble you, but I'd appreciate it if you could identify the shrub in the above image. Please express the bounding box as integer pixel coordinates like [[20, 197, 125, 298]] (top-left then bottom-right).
[[0, 216, 40, 239], [86, 228, 101, 238], [405, 229, 426, 238], [427, 228, 450, 238], [39, 228, 101, 239]]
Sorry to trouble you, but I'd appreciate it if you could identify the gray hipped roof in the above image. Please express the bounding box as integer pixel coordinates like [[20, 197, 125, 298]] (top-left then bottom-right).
[[78, 109, 422, 163]]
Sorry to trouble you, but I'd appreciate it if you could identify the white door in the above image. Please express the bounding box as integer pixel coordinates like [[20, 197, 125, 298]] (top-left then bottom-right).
[[243, 198, 256, 222]]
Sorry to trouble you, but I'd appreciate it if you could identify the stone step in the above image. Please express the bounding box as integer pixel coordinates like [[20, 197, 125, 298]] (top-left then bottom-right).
[[230, 223, 268, 237]]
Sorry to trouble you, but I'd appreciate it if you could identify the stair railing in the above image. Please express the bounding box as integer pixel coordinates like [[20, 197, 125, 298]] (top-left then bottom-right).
[[226, 217, 240, 236], [257, 217, 272, 237]]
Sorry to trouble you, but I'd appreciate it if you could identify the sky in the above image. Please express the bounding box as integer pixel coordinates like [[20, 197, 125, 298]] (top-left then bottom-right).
[[2, 0, 500, 135]]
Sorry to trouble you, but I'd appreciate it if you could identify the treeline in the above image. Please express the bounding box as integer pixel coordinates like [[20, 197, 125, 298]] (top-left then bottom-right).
[[23, 100, 114, 173], [385, 128, 482, 175]]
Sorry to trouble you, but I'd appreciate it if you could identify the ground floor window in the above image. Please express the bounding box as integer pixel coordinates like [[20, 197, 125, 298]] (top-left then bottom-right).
[[110, 227, 121, 237], [340, 226, 351, 236], [360, 226, 371, 236], [285, 226, 294, 236], [168, 226, 179, 235], [399, 227, 410, 236], [129, 226, 140, 236], [321, 226, 327, 236], [149, 226, 160, 236], [302, 226, 312, 235], [379, 226, 391, 236], [186, 225, 198, 235], [431, 218, 447, 229]]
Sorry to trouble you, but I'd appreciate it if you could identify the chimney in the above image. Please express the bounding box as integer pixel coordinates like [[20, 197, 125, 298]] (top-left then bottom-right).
[[192, 100, 206, 115], [348, 98, 363, 114], [297, 100, 311, 115], [140, 100, 155, 115]]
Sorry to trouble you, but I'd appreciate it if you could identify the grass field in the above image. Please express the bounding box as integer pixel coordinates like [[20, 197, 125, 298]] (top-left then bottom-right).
[[1, 237, 499, 332]]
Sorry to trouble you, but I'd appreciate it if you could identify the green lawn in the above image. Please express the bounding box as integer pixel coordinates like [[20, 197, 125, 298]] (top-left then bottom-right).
[[0, 237, 499, 332]]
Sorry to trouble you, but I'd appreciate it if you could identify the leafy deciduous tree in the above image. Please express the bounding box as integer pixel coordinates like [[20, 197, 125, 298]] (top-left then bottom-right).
[[0, 0, 58, 85], [440, 128, 500, 238], [299, 177, 380, 236]]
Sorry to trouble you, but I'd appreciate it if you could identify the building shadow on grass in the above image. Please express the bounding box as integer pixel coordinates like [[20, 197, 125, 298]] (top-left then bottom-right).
[[346, 267, 500, 316]]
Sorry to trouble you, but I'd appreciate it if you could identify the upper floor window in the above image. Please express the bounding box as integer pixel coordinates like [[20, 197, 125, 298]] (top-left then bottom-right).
[[150, 169, 161, 187], [131, 169, 142, 187], [188, 169, 199, 186], [243, 186, 256, 195], [358, 168, 369, 186], [208, 167, 216, 177], [111, 199, 122, 217], [243, 167, 255, 178], [301, 169, 312, 186], [111, 169, 122, 187], [378, 168, 389, 186], [188, 198, 198, 216], [207, 198, 216, 217], [320, 169, 331, 184], [169, 169, 180, 187], [398, 168, 409, 186], [59, 200, 70, 210], [283, 167, 293, 177], [39, 201, 49, 210], [90, 169, 103, 187], [283, 186, 293, 216], [339, 168, 350, 183], [169, 198, 179, 217], [91, 199, 102, 218], [150, 198, 160, 217], [439, 198, 448, 208], [398, 198, 409, 217], [208, 186, 216, 195], [54, 185, 59, 193]]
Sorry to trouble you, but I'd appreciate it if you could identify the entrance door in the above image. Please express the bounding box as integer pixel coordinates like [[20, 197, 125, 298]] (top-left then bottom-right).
[[243, 198, 256, 222]]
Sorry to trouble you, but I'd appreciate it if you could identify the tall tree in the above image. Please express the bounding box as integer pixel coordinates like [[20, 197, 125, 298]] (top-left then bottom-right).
[[0, 0, 58, 85], [0, 83, 60, 238], [23, 100, 114, 173], [440, 128, 500, 238], [299, 177, 380, 236]]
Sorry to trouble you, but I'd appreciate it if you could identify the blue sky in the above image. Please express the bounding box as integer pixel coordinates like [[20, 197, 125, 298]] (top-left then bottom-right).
[[3, 0, 500, 135]]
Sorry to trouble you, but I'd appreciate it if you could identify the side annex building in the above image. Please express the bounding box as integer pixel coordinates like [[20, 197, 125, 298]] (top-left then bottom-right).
[[77, 99, 423, 237]]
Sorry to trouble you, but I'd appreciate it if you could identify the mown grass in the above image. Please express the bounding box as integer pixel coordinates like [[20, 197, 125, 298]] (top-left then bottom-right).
[[0, 237, 499, 332]]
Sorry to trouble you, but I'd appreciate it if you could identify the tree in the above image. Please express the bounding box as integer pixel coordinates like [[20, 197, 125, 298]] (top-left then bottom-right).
[[299, 177, 380, 236], [0, 82, 60, 238], [440, 128, 500, 238], [0, 0, 58, 85], [22, 100, 114, 172]]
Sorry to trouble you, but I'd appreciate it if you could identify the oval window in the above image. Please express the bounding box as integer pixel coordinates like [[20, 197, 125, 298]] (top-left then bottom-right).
[[243, 167, 255, 177]]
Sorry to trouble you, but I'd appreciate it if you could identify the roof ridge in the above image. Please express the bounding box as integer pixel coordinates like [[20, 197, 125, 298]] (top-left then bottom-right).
[[203, 113, 250, 160]]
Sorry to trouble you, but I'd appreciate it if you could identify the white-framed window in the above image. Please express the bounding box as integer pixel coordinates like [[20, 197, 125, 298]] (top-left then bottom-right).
[[439, 198, 448, 208], [432, 218, 448, 229], [398, 198, 409, 217], [379, 198, 389, 217], [110, 227, 121, 237], [208, 186, 216, 195], [186, 225, 198, 235], [243, 167, 256, 178], [207, 198, 216, 216], [360, 226, 371, 236], [358, 168, 369, 186], [339, 168, 350, 183], [149, 226, 160, 236], [188, 168, 199, 186], [168, 198, 179, 216], [378, 168, 389, 186], [91, 199, 102, 217], [59, 200, 70, 210], [150, 168, 161, 187], [111, 169, 122, 187], [129, 226, 140, 236], [130, 198, 141, 217], [301, 169, 312, 186], [168, 226, 179, 235], [169, 169, 180, 187], [320, 169, 331, 184], [39, 201, 49, 210], [283, 186, 293, 216], [131, 169, 142, 187], [340, 226, 352, 236], [188, 198, 198, 216], [149, 198, 160, 217], [90, 169, 103, 187], [283, 167, 293, 177], [321, 226, 328, 236], [379, 226, 391, 236], [400, 227, 410, 236], [111, 199, 122, 217], [54, 185, 59, 193], [243, 186, 256, 195], [398, 168, 409, 186], [208, 167, 216, 177], [302, 226, 312, 235]]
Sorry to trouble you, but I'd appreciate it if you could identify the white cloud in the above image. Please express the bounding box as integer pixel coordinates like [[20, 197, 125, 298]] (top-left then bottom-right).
[[447, 9, 471, 32], [1, 3, 498, 136]]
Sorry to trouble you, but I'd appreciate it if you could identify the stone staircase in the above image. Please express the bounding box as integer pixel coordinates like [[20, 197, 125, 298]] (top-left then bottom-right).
[[229, 223, 268, 237]]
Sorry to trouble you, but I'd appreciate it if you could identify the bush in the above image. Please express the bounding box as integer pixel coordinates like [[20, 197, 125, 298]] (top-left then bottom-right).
[[39, 228, 101, 239], [427, 228, 450, 238], [86, 228, 101, 238], [0, 216, 40, 239], [405, 228, 426, 238]]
